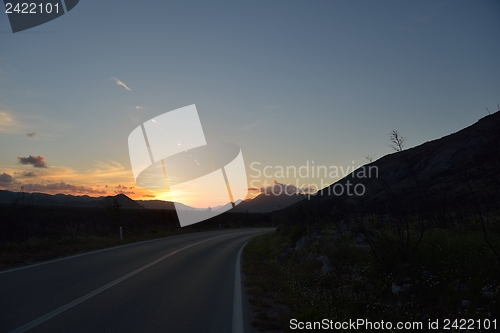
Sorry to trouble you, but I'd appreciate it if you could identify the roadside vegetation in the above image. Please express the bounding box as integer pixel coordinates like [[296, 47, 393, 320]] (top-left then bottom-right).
[[243, 216, 499, 332], [243, 122, 500, 332]]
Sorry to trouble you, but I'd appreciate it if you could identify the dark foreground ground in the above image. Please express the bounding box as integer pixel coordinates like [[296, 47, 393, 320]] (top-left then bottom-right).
[[1, 228, 272, 333], [0, 203, 273, 270]]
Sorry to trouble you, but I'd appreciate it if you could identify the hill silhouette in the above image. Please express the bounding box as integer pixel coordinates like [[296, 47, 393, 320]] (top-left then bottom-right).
[[0, 190, 143, 209], [232, 182, 305, 213], [308, 110, 500, 212]]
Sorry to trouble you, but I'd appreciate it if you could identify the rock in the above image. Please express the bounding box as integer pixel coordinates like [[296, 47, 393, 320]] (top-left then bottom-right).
[[355, 234, 370, 251], [462, 300, 472, 308], [482, 291, 495, 299], [295, 233, 323, 251], [356, 244, 371, 252], [337, 220, 348, 233], [316, 255, 334, 275], [452, 279, 468, 292], [321, 264, 334, 274], [279, 247, 294, 259], [307, 252, 315, 260], [355, 234, 367, 244], [392, 283, 405, 294], [421, 270, 432, 279], [295, 236, 309, 251], [316, 255, 330, 265], [341, 265, 351, 274]]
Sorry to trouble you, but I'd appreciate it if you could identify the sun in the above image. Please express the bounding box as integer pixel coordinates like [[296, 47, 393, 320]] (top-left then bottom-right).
[[154, 191, 176, 202]]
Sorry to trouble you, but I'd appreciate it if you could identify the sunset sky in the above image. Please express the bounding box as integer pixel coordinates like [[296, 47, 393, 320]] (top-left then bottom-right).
[[1, 1, 499, 207]]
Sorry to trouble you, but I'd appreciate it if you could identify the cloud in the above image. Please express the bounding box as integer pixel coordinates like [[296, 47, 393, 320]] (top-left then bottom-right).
[[135, 106, 144, 110], [112, 77, 131, 91], [114, 190, 135, 195], [20, 181, 107, 195], [0, 160, 159, 199], [0, 111, 17, 132], [242, 120, 263, 131], [116, 184, 134, 189], [0, 172, 20, 189], [0, 110, 70, 139], [249, 180, 316, 195], [17, 155, 48, 168], [114, 184, 136, 195], [0, 172, 14, 184]]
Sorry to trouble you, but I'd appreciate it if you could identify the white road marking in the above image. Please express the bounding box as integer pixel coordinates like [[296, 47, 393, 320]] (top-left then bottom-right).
[[232, 240, 250, 333], [0, 230, 241, 275], [8, 233, 233, 333]]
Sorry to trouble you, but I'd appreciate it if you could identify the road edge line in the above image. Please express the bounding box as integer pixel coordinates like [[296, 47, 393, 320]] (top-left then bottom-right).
[[232, 239, 250, 333], [8, 233, 232, 333], [0, 229, 249, 275]]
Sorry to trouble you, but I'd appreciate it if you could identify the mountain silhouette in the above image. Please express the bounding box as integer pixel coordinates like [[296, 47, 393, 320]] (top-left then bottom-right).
[[310, 110, 500, 211], [232, 182, 305, 213], [0, 190, 143, 209]]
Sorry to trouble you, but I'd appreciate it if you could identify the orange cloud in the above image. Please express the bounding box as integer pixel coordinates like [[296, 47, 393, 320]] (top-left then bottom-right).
[[20, 181, 107, 195], [1, 159, 237, 204]]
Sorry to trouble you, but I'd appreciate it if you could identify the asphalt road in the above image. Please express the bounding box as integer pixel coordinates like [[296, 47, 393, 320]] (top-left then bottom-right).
[[0, 228, 272, 333]]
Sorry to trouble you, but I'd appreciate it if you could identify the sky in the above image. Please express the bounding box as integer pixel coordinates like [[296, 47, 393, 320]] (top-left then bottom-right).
[[0, 0, 499, 207]]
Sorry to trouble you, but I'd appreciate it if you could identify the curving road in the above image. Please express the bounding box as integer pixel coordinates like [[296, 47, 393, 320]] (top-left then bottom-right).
[[0, 228, 272, 333]]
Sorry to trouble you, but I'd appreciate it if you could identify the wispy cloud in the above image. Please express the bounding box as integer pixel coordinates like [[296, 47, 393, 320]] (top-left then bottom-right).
[[0, 111, 16, 132], [116, 184, 134, 190], [242, 120, 263, 131], [19, 181, 107, 195], [112, 77, 131, 91], [114, 190, 135, 195], [0, 110, 70, 139], [135, 106, 144, 110]]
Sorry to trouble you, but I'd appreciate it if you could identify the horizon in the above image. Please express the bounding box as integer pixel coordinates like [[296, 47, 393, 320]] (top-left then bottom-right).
[[1, 109, 497, 208], [1, 1, 499, 207]]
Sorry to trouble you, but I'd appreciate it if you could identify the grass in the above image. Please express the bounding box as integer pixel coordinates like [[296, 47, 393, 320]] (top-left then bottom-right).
[[243, 223, 499, 332], [243, 232, 292, 331]]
